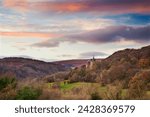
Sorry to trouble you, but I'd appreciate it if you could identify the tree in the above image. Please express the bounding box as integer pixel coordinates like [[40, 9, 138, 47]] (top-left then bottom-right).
[[128, 70, 150, 99], [138, 59, 150, 68]]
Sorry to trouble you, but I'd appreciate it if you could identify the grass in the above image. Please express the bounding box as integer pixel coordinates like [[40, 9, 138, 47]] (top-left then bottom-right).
[[99, 86, 107, 92], [147, 91, 150, 96], [60, 82, 79, 90], [60, 82, 98, 90], [48, 81, 107, 92], [122, 89, 128, 97]]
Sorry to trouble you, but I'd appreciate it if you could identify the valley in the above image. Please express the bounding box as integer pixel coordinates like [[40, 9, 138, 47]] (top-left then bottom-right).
[[0, 45, 150, 100]]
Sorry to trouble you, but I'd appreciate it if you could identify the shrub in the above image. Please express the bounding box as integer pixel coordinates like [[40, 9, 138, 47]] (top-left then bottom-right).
[[69, 73, 81, 83], [0, 89, 17, 100], [69, 67, 87, 83], [84, 72, 97, 82], [16, 86, 41, 100], [86, 83, 103, 100], [62, 87, 89, 100], [104, 85, 122, 100], [39, 88, 61, 100], [0, 76, 16, 91], [127, 70, 150, 99]]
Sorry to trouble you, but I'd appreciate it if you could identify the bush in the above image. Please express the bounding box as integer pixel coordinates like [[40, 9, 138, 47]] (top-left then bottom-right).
[[84, 72, 97, 82], [16, 86, 41, 100], [39, 88, 61, 100], [0, 89, 17, 100], [127, 70, 150, 99], [69, 67, 87, 83], [69, 73, 81, 83], [0, 76, 16, 91], [104, 85, 122, 100]]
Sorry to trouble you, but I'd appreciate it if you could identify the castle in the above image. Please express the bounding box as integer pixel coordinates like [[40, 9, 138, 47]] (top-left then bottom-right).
[[86, 56, 96, 70]]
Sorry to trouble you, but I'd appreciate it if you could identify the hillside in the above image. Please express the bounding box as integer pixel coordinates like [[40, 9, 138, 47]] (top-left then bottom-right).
[[68, 45, 150, 84], [0, 57, 68, 79], [106, 45, 150, 63]]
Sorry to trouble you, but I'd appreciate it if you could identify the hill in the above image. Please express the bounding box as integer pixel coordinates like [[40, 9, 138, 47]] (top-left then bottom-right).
[[106, 45, 150, 63], [0, 57, 68, 79], [53, 59, 89, 68], [68, 45, 150, 84]]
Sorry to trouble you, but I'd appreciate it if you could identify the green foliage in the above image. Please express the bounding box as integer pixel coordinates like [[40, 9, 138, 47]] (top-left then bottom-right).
[[60, 82, 75, 90], [0, 76, 17, 99], [54, 82, 92, 90], [16, 86, 41, 100], [0, 76, 16, 91]]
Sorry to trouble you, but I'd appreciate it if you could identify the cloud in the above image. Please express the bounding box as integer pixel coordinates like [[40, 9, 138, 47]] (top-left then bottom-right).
[[17, 47, 26, 51], [30, 25, 150, 48], [59, 54, 74, 58], [0, 17, 114, 34], [0, 32, 60, 39], [56, 54, 74, 59], [80, 52, 108, 58], [3, 0, 150, 14], [3, 0, 29, 12], [66, 25, 150, 44], [32, 40, 59, 48]]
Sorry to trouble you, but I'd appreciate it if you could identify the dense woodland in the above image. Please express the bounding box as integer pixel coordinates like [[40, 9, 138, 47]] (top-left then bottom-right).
[[0, 45, 150, 100]]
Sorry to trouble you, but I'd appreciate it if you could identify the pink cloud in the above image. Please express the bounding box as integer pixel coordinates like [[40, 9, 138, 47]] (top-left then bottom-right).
[[0, 31, 61, 39], [3, 0, 29, 12], [2, 0, 150, 14]]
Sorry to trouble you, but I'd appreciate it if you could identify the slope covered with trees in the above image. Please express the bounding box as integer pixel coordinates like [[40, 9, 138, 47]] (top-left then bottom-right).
[[66, 45, 150, 99], [0, 57, 68, 79]]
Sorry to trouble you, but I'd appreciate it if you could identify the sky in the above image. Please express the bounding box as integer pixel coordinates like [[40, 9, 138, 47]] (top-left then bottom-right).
[[0, 0, 150, 61]]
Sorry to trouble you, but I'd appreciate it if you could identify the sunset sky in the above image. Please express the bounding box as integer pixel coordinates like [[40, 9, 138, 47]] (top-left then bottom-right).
[[0, 0, 150, 61]]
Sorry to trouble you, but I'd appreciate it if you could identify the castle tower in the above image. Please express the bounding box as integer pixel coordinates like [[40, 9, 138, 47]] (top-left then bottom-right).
[[89, 56, 96, 69], [86, 56, 96, 69], [92, 56, 95, 61]]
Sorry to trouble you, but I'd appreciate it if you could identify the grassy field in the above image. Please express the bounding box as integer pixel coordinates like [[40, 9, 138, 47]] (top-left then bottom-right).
[[47, 81, 150, 99], [49, 81, 107, 91]]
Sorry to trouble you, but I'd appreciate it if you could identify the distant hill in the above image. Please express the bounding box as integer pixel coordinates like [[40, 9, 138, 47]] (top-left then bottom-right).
[[54, 58, 102, 68], [54, 59, 89, 68], [0, 57, 68, 79]]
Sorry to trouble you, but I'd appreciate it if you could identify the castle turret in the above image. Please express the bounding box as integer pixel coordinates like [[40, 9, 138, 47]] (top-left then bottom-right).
[[86, 56, 96, 69]]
